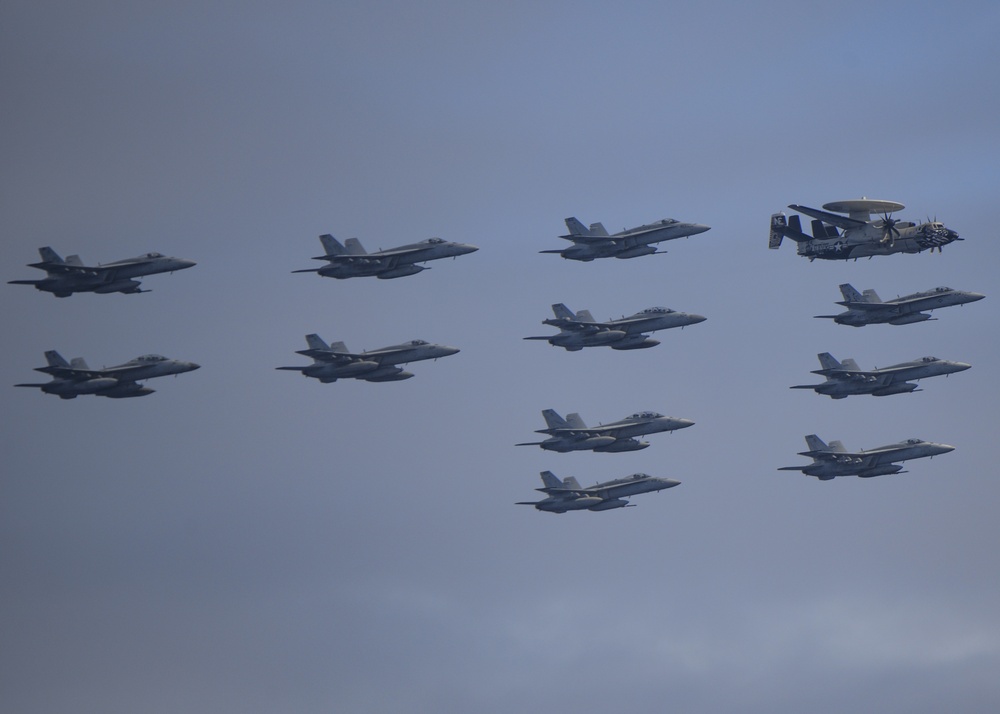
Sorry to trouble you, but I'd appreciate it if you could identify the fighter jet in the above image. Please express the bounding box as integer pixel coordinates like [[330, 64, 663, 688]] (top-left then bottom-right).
[[277, 333, 459, 383], [517, 470, 681, 513], [9, 247, 196, 297], [779, 434, 954, 480], [768, 199, 960, 260], [516, 409, 694, 453], [524, 304, 706, 351], [293, 234, 478, 279], [542, 216, 710, 261], [816, 283, 985, 326], [17, 350, 200, 399], [791, 353, 970, 399]]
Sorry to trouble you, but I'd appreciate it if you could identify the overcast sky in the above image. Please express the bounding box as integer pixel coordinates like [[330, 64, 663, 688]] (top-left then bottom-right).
[[2, 2, 999, 712]]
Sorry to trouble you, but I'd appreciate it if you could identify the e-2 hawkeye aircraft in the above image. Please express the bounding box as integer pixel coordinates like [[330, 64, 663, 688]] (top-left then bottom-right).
[[17, 350, 200, 399], [517, 470, 681, 513], [9, 247, 196, 297], [769, 199, 960, 260], [816, 283, 985, 326], [277, 333, 459, 383], [779, 434, 954, 480], [542, 215, 710, 261], [517, 409, 694, 453], [524, 304, 706, 351], [294, 234, 478, 279], [791, 353, 970, 399]]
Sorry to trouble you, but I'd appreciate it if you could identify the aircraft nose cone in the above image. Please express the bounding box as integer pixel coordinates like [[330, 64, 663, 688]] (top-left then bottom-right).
[[185, 362, 201, 371], [458, 244, 479, 255], [691, 224, 711, 235], [689, 314, 707, 324], [953, 362, 972, 372], [968, 292, 986, 302], [177, 259, 197, 270], [674, 418, 695, 430], [662, 478, 682, 489], [440, 346, 460, 356]]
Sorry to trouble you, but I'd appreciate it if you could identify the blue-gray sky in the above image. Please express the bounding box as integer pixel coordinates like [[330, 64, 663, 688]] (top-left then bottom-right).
[[2, 2, 999, 712]]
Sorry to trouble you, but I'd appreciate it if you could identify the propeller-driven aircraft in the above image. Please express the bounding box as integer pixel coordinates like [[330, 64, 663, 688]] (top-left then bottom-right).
[[816, 283, 985, 326], [542, 215, 710, 261], [768, 199, 960, 260], [517, 470, 681, 513], [17, 351, 200, 399], [524, 304, 706, 351], [791, 353, 970, 399], [277, 333, 459, 383], [9, 247, 196, 297], [779, 434, 954, 480], [293, 234, 478, 279], [516, 409, 694, 453]]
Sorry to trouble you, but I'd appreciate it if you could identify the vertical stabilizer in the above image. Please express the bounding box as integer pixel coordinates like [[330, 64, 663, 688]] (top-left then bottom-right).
[[861, 289, 882, 303], [70, 357, 91, 370], [65, 255, 83, 266], [542, 409, 569, 430], [804, 434, 829, 452], [575, 310, 597, 323], [551, 303, 576, 320], [44, 350, 70, 368], [327, 341, 349, 354], [305, 334, 330, 351], [565, 413, 588, 429], [318, 234, 345, 256], [564, 217, 589, 236], [38, 247, 64, 264], [826, 440, 847, 453], [589, 222, 609, 237], [839, 358, 861, 372], [838, 284, 865, 303], [540, 471, 563, 490], [562, 476, 584, 491], [817, 353, 842, 371], [344, 238, 367, 255]]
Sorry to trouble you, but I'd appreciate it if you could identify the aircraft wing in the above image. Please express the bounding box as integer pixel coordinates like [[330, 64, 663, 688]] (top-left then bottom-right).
[[561, 234, 612, 244], [35, 365, 108, 379], [789, 205, 869, 231], [840, 301, 901, 313]]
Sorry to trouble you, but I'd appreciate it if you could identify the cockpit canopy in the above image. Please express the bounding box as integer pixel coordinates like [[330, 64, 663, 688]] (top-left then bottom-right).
[[135, 354, 167, 362], [639, 307, 672, 314], [629, 411, 663, 420], [905, 438, 924, 445], [919, 356, 938, 363]]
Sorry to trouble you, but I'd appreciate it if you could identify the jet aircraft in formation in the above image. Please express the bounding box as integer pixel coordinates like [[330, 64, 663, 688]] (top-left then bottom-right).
[[816, 283, 985, 326], [517, 470, 680, 513], [277, 334, 459, 383], [293, 234, 478, 279], [769, 199, 960, 260], [517, 409, 694, 453], [542, 216, 710, 261], [791, 353, 970, 399], [17, 351, 200, 399], [779, 434, 954, 480], [9, 247, 196, 297], [524, 304, 705, 351]]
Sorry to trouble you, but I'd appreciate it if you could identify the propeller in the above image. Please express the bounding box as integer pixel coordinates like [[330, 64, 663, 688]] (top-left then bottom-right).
[[877, 213, 900, 245]]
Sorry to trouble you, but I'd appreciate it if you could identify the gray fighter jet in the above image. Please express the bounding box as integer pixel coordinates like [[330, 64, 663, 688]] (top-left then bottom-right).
[[17, 350, 200, 399], [816, 283, 985, 326], [293, 234, 478, 279], [524, 304, 706, 351], [542, 216, 710, 261], [517, 470, 681, 513], [277, 333, 459, 383], [9, 247, 196, 297], [517, 409, 694, 453], [769, 199, 960, 260], [791, 353, 970, 399], [779, 434, 954, 480]]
